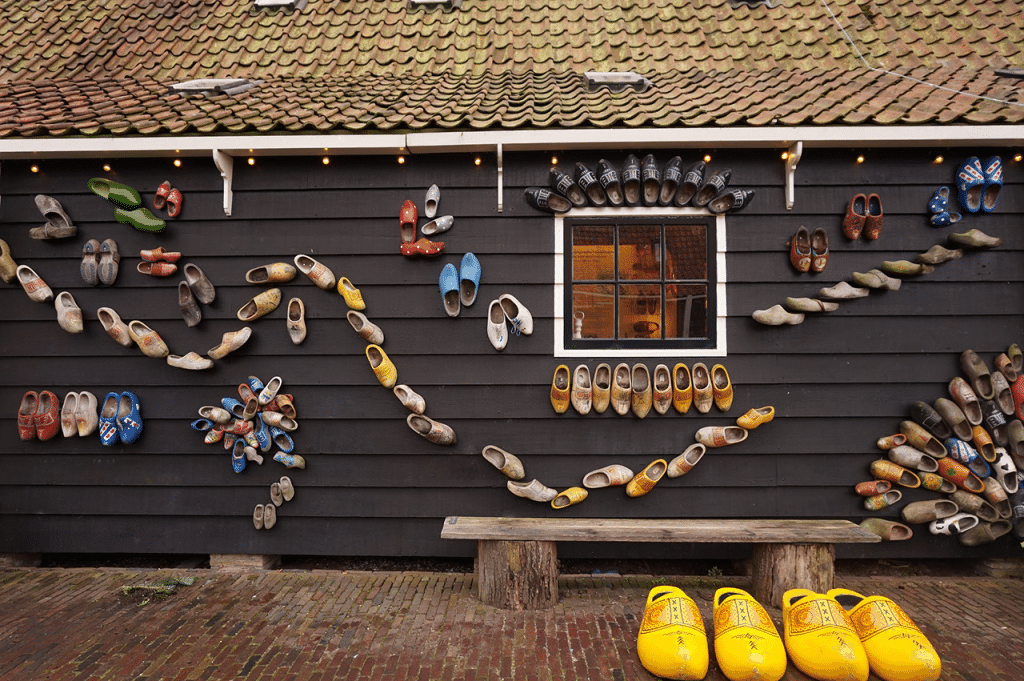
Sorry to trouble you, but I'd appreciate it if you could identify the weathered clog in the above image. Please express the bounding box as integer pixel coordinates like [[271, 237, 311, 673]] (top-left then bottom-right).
[[245, 262, 296, 284], [406, 414, 456, 445], [631, 363, 652, 419], [692, 363, 713, 413], [695, 426, 748, 448], [506, 479, 557, 502], [582, 464, 635, 488], [672, 363, 692, 413], [237, 287, 282, 322], [592, 363, 611, 414], [610, 363, 631, 416], [294, 254, 336, 290], [393, 385, 425, 415], [652, 364, 672, 415], [127, 320, 169, 358], [858, 518, 912, 541], [666, 444, 706, 478], [961, 349, 995, 400], [481, 445, 525, 480], [901, 499, 959, 524], [571, 364, 592, 415]]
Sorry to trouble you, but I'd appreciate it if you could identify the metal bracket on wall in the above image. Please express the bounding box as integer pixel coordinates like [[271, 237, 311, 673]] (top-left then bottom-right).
[[496, 143, 503, 213], [785, 141, 802, 211], [212, 149, 234, 216]]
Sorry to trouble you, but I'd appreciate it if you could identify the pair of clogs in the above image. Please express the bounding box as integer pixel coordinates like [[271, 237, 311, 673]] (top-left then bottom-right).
[[637, 586, 786, 681], [783, 588, 941, 681]]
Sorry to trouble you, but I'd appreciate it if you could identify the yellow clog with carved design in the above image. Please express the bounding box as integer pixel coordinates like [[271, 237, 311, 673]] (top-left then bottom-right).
[[337, 276, 366, 310], [713, 588, 787, 681], [366, 344, 397, 388], [782, 589, 869, 681], [827, 589, 940, 681], [637, 586, 709, 680]]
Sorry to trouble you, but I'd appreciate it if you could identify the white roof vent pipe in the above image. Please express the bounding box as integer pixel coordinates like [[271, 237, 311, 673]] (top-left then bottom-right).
[[583, 72, 653, 94]]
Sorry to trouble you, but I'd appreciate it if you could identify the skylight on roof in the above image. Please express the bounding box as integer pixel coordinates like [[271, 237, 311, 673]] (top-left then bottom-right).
[[728, 0, 775, 8], [409, 0, 463, 10], [254, 0, 308, 9], [583, 72, 653, 94], [168, 79, 264, 97]]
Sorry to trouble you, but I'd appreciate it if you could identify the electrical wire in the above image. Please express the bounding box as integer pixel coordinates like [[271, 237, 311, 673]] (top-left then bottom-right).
[[819, 0, 1024, 109]]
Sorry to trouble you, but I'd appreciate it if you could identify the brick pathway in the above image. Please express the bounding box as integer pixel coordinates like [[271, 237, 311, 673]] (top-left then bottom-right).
[[0, 568, 1021, 680]]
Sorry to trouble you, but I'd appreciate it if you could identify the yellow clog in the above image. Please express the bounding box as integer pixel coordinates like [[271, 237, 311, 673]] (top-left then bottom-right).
[[712, 364, 733, 411], [736, 406, 775, 430], [827, 589, 940, 681], [637, 586, 709, 681], [337, 276, 366, 310], [550, 486, 588, 509], [237, 287, 282, 322], [550, 365, 570, 414], [713, 588, 786, 681], [366, 344, 397, 388], [626, 459, 667, 497], [672, 363, 692, 413], [782, 589, 869, 681]]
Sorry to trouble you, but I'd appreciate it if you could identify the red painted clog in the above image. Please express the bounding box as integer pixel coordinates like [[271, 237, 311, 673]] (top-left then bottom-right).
[[400, 200, 417, 244], [400, 238, 444, 258], [842, 193, 867, 239], [34, 390, 61, 441], [153, 180, 171, 210]]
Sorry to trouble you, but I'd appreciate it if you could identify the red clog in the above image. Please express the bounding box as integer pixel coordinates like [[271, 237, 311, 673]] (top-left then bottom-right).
[[842, 193, 867, 239], [810, 227, 829, 273], [400, 238, 444, 258], [34, 390, 61, 441], [153, 180, 171, 210], [789, 226, 811, 273], [165, 187, 183, 217], [400, 199, 417, 244], [17, 391, 38, 440], [140, 247, 182, 263], [864, 193, 884, 240]]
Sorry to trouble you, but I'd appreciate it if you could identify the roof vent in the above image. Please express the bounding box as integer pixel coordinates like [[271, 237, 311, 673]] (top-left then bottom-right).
[[254, 0, 308, 9], [728, 0, 775, 8], [168, 79, 264, 97], [409, 0, 462, 9], [583, 72, 653, 94]]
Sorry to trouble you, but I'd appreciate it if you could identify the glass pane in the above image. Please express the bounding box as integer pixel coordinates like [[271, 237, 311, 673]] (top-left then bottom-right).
[[665, 284, 708, 339], [619, 283, 662, 339], [571, 284, 615, 339], [618, 224, 661, 280], [572, 225, 614, 281], [665, 224, 707, 280]]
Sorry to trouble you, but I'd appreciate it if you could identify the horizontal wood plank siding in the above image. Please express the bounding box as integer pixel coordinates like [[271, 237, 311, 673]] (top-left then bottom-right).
[[0, 148, 1020, 560]]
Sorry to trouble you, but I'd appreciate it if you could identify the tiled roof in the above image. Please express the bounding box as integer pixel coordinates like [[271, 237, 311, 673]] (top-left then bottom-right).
[[0, 0, 1022, 137]]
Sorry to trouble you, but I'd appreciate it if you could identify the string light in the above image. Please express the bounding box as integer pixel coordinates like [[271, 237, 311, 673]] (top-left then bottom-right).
[[933, 155, 944, 164], [474, 156, 482, 166], [247, 157, 255, 166], [103, 163, 112, 172], [856, 155, 865, 164], [30, 164, 39, 173], [173, 159, 182, 167], [1014, 153, 1022, 163], [703, 154, 712, 163], [781, 151, 789, 160], [551, 156, 559, 165], [398, 156, 406, 165], [322, 157, 330, 165]]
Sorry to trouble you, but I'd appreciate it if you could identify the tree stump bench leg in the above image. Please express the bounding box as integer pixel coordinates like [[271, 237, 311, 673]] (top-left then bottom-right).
[[750, 543, 835, 608], [476, 539, 558, 610]]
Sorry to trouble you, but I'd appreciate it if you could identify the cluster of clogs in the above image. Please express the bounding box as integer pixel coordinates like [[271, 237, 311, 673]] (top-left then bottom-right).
[[635, 586, 941, 681], [192, 375, 303, 472], [858, 345, 1024, 545], [550, 362, 734, 417], [399, 184, 448, 257], [486, 405, 773, 509], [17, 389, 143, 445], [525, 155, 755, 214]]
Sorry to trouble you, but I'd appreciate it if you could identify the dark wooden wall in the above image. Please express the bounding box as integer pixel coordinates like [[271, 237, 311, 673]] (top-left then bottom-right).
[[0, 145, 1020, 560]]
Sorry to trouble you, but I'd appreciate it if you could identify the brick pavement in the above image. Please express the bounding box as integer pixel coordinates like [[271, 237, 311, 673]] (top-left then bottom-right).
[[0, 567, 1021, 680]]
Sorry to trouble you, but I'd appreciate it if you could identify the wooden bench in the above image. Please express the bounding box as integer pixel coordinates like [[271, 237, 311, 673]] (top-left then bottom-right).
[[441, 517, 880, 610]]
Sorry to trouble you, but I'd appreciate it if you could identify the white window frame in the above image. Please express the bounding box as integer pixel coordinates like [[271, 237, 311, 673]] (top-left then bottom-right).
[[553, 206, 728, 359]]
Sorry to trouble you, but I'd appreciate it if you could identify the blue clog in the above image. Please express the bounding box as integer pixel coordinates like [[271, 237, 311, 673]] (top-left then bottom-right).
[[930, 211, 961, 227], [460, 252, 481, 307], [956, 156, 985, 213], [191, 418, 214, 432], [247, 375, 264, 394], [254, 413, 271, 452], [117, 391, 143, 444], [927, 186, 950, 213], [980, 156, 1002, 213], [269, 426, 295, 453], [98, 392, 120, 446], [439, 263, 460, 317], [231, 440, 247, 473], [221, 397, 246, 419]]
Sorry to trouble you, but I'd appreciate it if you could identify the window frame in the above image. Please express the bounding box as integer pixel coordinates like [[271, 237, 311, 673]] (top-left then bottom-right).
[[553, 207, 728, 359]]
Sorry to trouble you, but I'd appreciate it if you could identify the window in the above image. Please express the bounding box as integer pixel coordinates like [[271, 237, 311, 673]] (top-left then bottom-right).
[[554, 208, 727, 358]]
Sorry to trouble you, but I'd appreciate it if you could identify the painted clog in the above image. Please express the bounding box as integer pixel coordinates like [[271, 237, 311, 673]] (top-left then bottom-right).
[[582, 464, 635, 488], [237, 287, 282, 322], [459, 252, 480, 307], [128, 320, 169, 358], [116, 391, 144, 444], [610, 363, 631, 416], [870, 460, 921, 489], [631, 363, 652, 419], [337, 276, 366, 310], [294, 254, 336, 290], [507, 479, 557, 502], [592, 363, 611, 414], [637, 586, 709, 681], [571, 364, 592, 415], [713, 587, 786, 681], [245, 262, 296, 284], [16, 265, 53, 302], [115, 206, 165, 232], [737, 406, 774, 430], [691, 363, 713, 413], [550, 365, 570, 414], [626, 459, 667, 497], [695, 426, 748, 448], [828, 589, 940, 681], [55, 291, 83, 334], [98, 392, 120, 446], [782, 589, 869, 681], [366, 344, 397, 388], [551, 487, 588, 509], [672, 363, 692, 413]]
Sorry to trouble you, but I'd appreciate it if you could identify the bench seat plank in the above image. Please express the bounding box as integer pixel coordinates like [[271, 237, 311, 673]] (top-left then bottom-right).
[[441, 517, 880, 544]]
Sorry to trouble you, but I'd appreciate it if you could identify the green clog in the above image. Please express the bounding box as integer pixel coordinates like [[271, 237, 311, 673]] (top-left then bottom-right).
[[115, 206, 166, 233], [87, 178, 141, 209]]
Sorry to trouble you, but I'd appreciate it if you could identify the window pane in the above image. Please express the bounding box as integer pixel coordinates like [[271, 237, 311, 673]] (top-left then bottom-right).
[[618, 224, 661, 280], [665, 224, 707, 280], [665, 284, 708, 339], [572, 226, 614, 281], [571, 284, 615, 339], [619, 283, 662, 339]]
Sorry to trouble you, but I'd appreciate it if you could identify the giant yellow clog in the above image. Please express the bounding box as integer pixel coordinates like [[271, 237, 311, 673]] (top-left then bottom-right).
[[827, 588, 941, 681], [636, 586, 709, 680], [712, 588, 787, 681], [782, 589, 869, 681]]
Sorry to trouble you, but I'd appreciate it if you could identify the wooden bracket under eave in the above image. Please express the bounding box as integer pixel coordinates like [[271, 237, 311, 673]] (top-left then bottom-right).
[[212, 149, 233, 216], [496, 143, 503, 213], [786, 142, 802, 211]]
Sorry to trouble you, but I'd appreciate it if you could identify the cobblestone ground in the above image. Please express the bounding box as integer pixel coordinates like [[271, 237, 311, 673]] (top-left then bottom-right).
[[0, 568, 1021, 680]]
